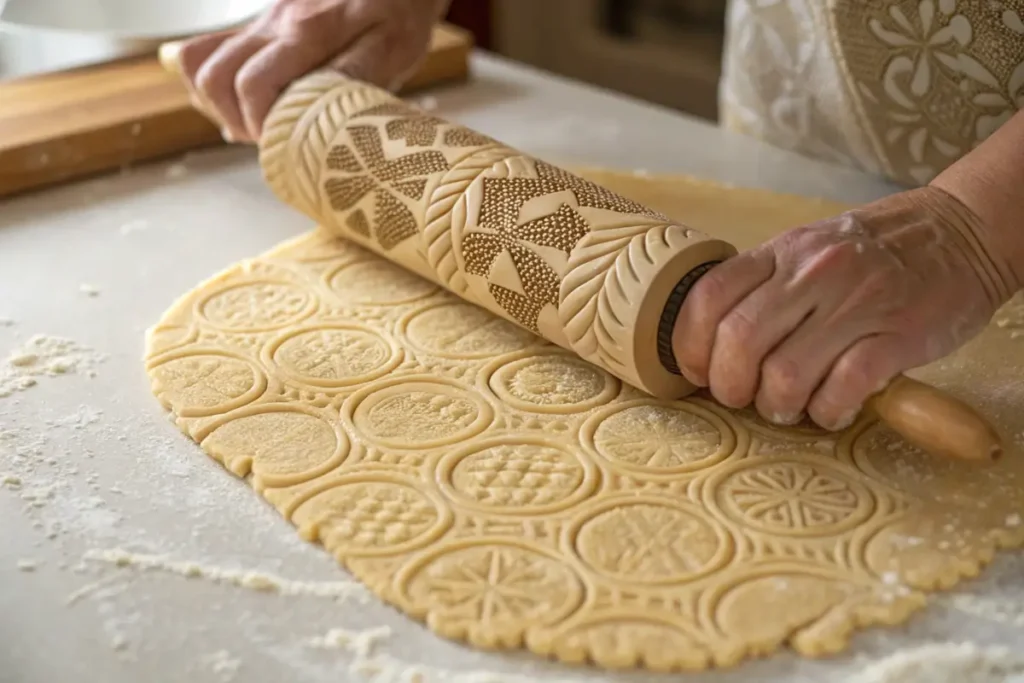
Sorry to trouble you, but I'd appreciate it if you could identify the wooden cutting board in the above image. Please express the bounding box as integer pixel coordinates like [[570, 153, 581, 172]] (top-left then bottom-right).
[[0, 23, 472, 199]]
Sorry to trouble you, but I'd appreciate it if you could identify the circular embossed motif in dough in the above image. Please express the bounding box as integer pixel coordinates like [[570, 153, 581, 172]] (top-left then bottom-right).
[[585, 401, 732, 474], [397, 541, 584, 643], [292, 479, 448, 557], [149, 352, 266, 417], [267, 325, 401, 387], [402, 301, 537, 359], [710, 458, 874, 537], [199, 281, 314, 331], [439, 437, 595, 514], [201, 408, 346, 489], [488, 353, 619, 414], [569, 498, 731, 585], [348, 379, 493, 449], [328, 260, 437, 305]]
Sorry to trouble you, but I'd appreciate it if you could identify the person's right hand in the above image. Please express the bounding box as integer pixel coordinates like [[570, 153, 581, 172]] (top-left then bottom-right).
[[177, 0, 451, 144]]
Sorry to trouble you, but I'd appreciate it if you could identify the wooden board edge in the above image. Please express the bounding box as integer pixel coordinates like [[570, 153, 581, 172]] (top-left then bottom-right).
[[0, 22, 472, 199]]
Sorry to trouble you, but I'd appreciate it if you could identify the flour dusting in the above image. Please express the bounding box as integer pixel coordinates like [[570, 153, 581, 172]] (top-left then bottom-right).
[[0, 335, 106, 397], [848, 642, 1024, 683], [202, 649, 242, 682], [305, 625, 583, 683], [119, 219, 150, 235], [84, 548, 369, 602]]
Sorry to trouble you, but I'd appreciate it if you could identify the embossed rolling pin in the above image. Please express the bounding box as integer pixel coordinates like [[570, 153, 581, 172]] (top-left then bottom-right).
[[160, 50, 1002, 463]]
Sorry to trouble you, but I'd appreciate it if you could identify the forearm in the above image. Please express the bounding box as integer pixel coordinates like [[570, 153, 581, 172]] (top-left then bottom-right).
[[932, 109, 1024, 296]]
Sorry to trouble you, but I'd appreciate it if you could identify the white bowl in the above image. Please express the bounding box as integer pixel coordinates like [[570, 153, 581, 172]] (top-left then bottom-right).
[[0, 0, 271, 39]]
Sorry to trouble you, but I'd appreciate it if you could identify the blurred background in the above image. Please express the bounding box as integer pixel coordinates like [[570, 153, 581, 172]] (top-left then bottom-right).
[[467, 0, 725, 122], [0, 0, 726, 122]]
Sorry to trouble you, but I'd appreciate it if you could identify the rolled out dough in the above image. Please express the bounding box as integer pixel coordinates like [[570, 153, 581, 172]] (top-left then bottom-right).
[[145, 169, 1024, 672]]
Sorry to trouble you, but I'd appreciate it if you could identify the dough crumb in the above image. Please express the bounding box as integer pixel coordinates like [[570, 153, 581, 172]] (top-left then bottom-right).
[[310, 626, 391, 659], [1007, 513, 1022, 528], [202, 650, 241, 681], [850, 642, 1024, 682], [8, 352, 38, 367], [79, 284, 101, 297], [2, 473, 22, 489], [0, 318, 14, 327], [240, 572, 277, 592], [17, 558, 39, 572], [111, 634, 129, 651]]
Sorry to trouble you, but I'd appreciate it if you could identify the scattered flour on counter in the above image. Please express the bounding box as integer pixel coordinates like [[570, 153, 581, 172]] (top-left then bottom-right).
[[119, 219, 150, 235], [848, 642, 1024, 683], [945, 593, 1024, 628], [202, 650, 241, 682], [66, 573, 123, 606], [165, 163, 189, 179], [306, 626, 583, 683], [0, 335, 107, 397], [83, 548, 369, 602]]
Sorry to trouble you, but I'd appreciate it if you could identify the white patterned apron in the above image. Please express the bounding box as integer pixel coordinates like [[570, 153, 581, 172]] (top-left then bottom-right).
[[719, 0, 1024, 186]]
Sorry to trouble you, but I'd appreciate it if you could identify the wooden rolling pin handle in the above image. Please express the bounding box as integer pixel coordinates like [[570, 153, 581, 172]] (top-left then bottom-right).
[[866, 375, 1003, 463]]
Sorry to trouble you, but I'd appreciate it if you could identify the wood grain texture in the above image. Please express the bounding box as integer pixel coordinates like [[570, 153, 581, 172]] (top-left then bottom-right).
[[257, 69, 737, 399], [0, 23, 472, 198]]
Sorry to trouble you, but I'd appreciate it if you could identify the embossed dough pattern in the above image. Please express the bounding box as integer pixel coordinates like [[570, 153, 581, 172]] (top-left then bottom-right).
[[146, 169, 1024, 672]]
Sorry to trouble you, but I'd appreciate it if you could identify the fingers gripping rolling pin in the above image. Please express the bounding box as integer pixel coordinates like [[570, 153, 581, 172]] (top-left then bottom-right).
[[160, 46, 1002, 463]]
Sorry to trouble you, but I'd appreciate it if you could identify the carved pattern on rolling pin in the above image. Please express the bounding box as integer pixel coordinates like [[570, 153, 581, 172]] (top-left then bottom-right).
[[259, 71, 737, 398]]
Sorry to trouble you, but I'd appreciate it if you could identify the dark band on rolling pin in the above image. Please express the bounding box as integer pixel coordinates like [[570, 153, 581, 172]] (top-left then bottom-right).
[[657, 261, 721, 376]]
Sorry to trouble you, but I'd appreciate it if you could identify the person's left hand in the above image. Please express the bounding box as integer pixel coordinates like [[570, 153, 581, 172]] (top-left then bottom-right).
[[174, 0, 450, 144], [671, 185, 1017, 431]]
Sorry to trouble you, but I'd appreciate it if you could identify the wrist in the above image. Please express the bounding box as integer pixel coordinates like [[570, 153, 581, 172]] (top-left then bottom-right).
[[917, 184, 1018, 310], [931, 111, 1024, 297]]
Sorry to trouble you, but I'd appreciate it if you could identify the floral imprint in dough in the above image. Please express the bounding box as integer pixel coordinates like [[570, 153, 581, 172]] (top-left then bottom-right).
[[145, 171, 1024, 672]]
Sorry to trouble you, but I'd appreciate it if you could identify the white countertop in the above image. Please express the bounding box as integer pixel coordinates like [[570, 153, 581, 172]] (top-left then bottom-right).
[[2, 52, 1020, 683]]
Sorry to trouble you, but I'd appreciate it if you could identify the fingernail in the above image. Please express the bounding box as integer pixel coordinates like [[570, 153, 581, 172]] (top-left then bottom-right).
[[830, 408, 860, 432]]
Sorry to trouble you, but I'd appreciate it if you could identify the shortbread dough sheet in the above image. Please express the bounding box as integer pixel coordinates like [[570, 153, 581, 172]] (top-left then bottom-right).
[[145, 169, 1024, 672]]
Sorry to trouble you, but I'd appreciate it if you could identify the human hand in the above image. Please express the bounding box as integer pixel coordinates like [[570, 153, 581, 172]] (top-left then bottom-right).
[[176, 0, 450, 143], [671, 186, 1018, 431]]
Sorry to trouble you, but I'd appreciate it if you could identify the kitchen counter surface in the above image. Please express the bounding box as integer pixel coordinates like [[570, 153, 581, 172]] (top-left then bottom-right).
[[2, 51, 1021, 683]]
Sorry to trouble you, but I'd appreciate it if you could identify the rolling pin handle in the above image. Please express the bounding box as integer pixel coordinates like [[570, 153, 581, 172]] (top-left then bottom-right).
[[866, 375, 1003, 464]]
